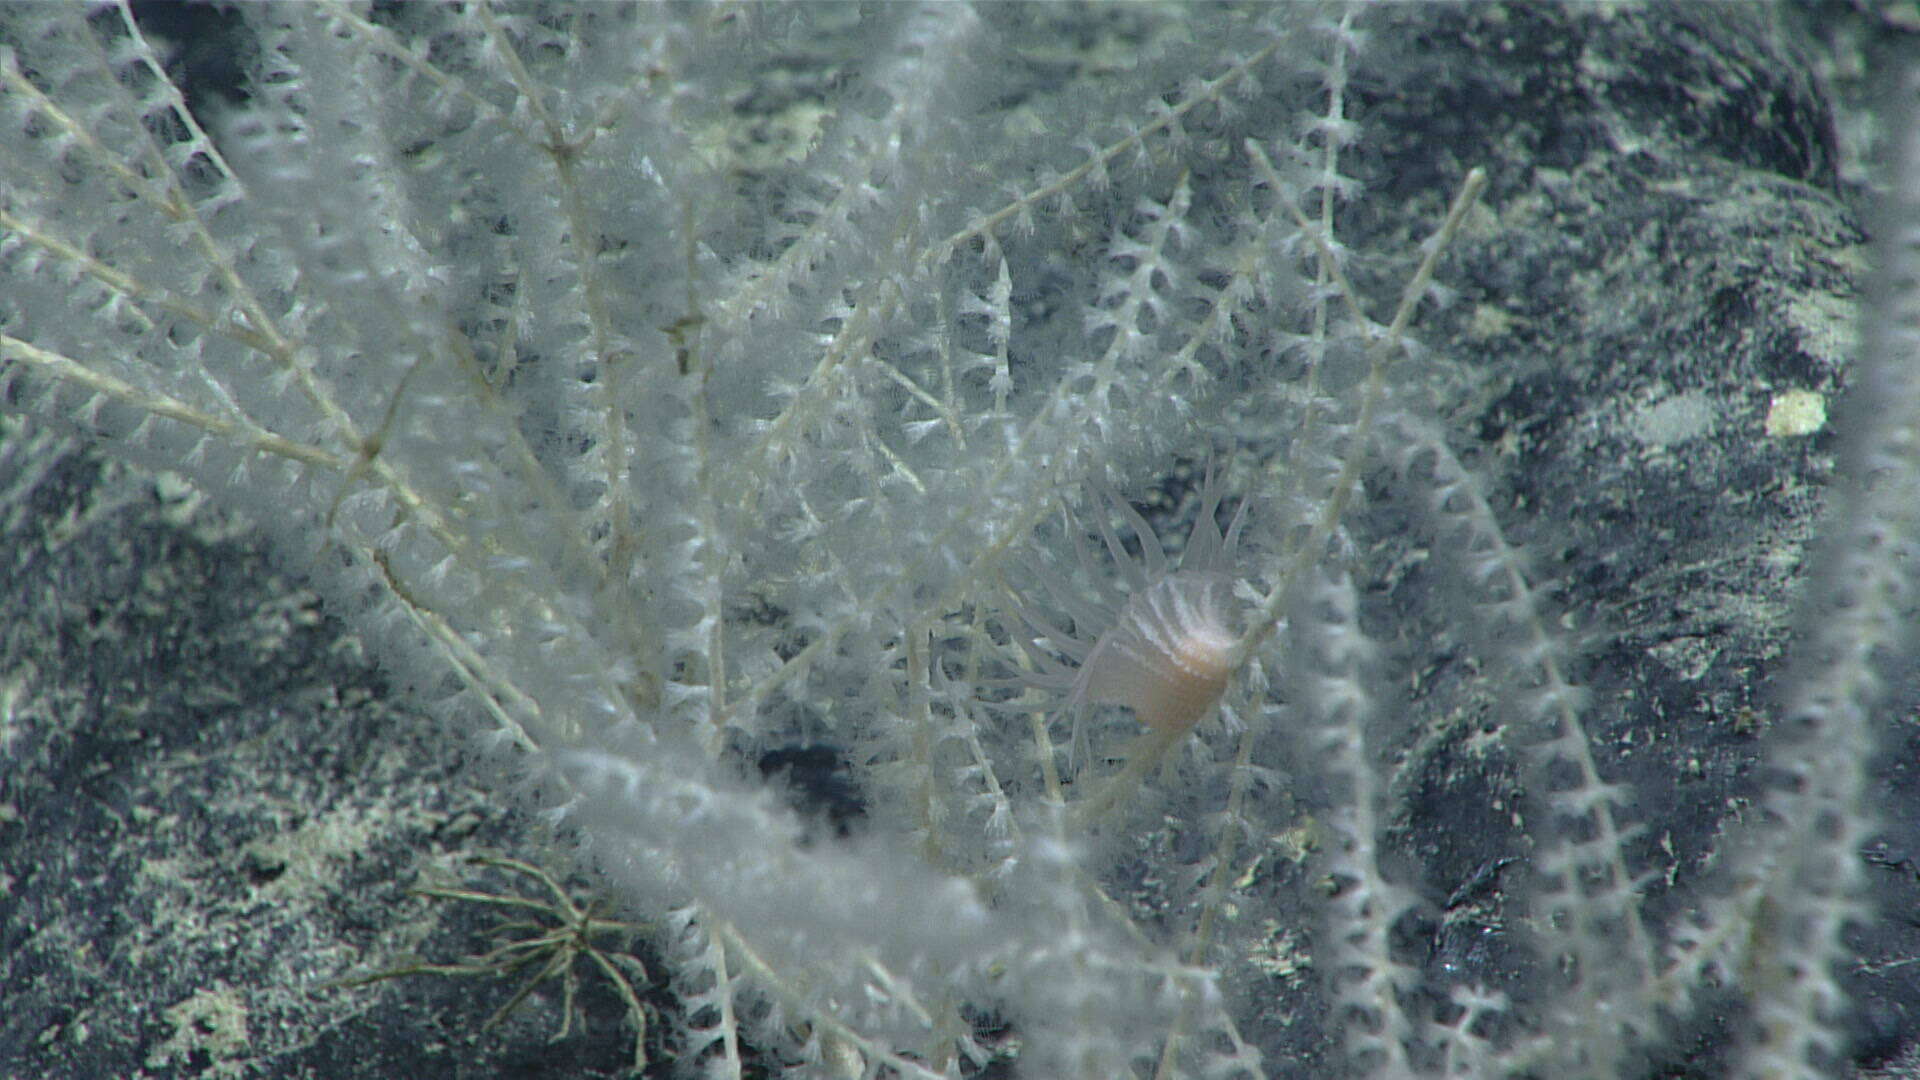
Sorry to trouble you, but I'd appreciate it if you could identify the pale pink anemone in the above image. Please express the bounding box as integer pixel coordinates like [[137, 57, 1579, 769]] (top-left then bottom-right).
[[1012, 461, 1251, 767]]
